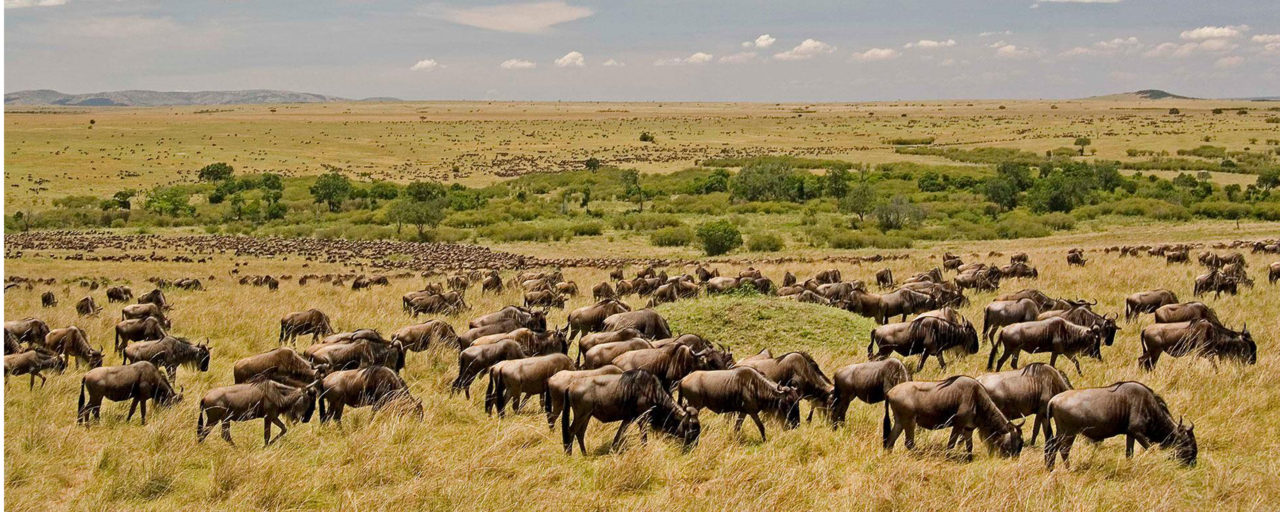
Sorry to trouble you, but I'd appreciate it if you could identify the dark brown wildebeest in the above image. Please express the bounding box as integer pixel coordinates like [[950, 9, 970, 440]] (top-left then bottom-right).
[[602, 309, 672, 340], [994, 289, 1059, 311], [583, 339, 653, 369], [1001, 262, 1039, 280], [943, 256, 964, 271], [452, 339, 528, 398], [545, 365, 624, 426], [41, 291, 57, 308], [307, 338, 404, 373], [106, 286, 133, 303], [567, 299, 632, 340], [408, 293, 464, 317], [468, 326, 568, 355], [705, 276, 746, 294], [868, 315, 979, 372], [555, 281, 580, 297], [982, 299, 1042, 343], [1193, 269, 1237, 298], [1010, 252, 1030, 264], [1270, 261, 1280, 284], [976, 363, 1072, 444], [122, 303, 171, 329], [1037, 306, 1120, 348], [812, 268, 842, 285], [137, 288, 169, 310], [592, 282, 616, 301], [4, 348, 67, 389], [904, 268, 944, 285], [524, 290, 566, 309], [879, 289, 937, 324], [5, 318, 51, 347], [458, 321, 524, 349], [1125, 289, 1179, 321], [1138, 320, 1255, 370], [391, 320, 459, 351], [576, 328, 646, 365], [876, 269, 894, 290], [233, 347, 328, 386], [696, 265, 721, 283], [401, 289, 436, 311], [1166, 249, 1190, 264], [782, 271, 797, 287], [75, 296, 102, 316], [883, 376, 1024, 460], [469, 306, 545, 330], [611, 344, 733, 389], [113, 317, 167, 356], [677, 367, 800, 440], [1045, 381, 1196, 470], [197, 378, 319, 446], [609, 268, 625, 281], [78, 361, 182, 424], [1066, 249, 1086, 267], [829, 359, 911, 427], [481, 275, 504, 294], [279, 309, 334, 345], [988, 317, 1103, 375], [646, 280, 699, 308], [447, 274, 470, 292], [485, 353, 575, 417], [736, 351, 833, 421], [561, 370, 701, 454], [42, 326, 104, 369], [1154, 301, 1221, 326], [174, 278, 203, 291], [123, 336, 211, 379], [319, 366, 421, 423]]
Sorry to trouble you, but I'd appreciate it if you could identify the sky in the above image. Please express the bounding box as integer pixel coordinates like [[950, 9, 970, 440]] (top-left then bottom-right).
[[4, 0, 1279, 101]]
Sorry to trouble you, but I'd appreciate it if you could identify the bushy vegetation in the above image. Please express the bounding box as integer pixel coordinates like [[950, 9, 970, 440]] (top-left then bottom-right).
[[696, 220, 743, 256]]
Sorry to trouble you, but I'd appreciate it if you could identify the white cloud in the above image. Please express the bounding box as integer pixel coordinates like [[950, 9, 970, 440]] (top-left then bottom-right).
[[979, 30, 1013, 37], [904, 39, 956, 49], [500, 58, 537, 69], [1214, 56, 1244, 68], [851, 47, 899, 61], [1180, 25, 1248, 40], [719, 52, 757, 64], [1145, 38, 1239, 57], [429, 1, 592, 34], [742, 34, 776, 49], [601, 59, 624, 67], [654, 52, 713, 66], [1061, 36, 1140, 56], [410, 59, 440, 71], [1252, 34, 1280, 44], [774, 39, 836, 60], [993, 43, 1031, 58], [554, 51, 585, 67], [5, 0, 66, 8]]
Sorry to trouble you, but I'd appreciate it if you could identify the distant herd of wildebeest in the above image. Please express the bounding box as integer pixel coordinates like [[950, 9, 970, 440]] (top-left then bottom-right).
[[5, 238, 1278, 470]]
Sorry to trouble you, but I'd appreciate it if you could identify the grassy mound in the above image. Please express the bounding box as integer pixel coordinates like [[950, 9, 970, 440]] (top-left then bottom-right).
[[655, 294, 876, 358]]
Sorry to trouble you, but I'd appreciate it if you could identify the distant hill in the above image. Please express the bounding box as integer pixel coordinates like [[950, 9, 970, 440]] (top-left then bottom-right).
[[3, 89, 400, 107], [1085, 89, 1198, 101]]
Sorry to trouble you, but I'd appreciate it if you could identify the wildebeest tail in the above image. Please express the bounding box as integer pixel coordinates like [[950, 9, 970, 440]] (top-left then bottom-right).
[[78, 377, 86, 414], [560, 388, 573, 452], [484, 368, 500, 415], [196, 407, 205, 438], [881, 399, 891, 448], [279, 320, 286, 344], [866, 328, 877, 358]]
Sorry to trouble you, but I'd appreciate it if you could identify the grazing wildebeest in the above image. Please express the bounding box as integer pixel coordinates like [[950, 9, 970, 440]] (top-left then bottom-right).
[[123, 336, 211, 379], [1138, 320, 1255, 370], [576, 328, 647, 365], [677, 367, 800, 441], [1037, 306, 1120, 348], [592, 282, 616, 301], [545, 365, 624, 427], [612, 344, 733, 389], [567, 299, 632, 340], [452, 339, 528, 398], [137, 288, 169, 310], [602, 309, 672, 340], [524, 290, 566, 309], [4, 318, 51, 347], [41, 291, 57, 308], [875, 269, 895, 290], [983, 299, 1042, 343], [307, 339, 404, 373], [485, 353, 575, 417], [1154, 302, 1221, 326], [736, 351, 834, 420], [391, 320, 459, 351], [469, 305, 546, 330], [233, 347, 328, 386], [989, 317, 1103, 375], [318, 366, 421, 423], [75, 296, 102, 316], [113, 317, 167, 356], [106, 286, 133, 303], [1193, 269, 1237, 298], [1270, 262, 1280, 284], [122, 303, 171, 329], [408, 291, 468, 316], [976, 363, 1072, 444], [42, 326, 104, 369], [782, 271, 797, 287], [883, 376, 1024, 460], [1125, 289, 1179, 321], [560, 370, 701, 454], [829, 359, 911, 427], [1066, 251, 1086, 267], [196, 378, 319, 446], [868, 316, 979, 372], [78, 361, 182, 424], [582, 339, 653, 369], [279, 309, 334, 345], [4, 348, 67, 389], [481, 275, 504, 294], [1045, 381, 1196, 470]]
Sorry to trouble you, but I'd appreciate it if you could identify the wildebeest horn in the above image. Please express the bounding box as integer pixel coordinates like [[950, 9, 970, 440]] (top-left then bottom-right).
[[1010, 419, 1025, 429], [1178, 416, 1184, 428]]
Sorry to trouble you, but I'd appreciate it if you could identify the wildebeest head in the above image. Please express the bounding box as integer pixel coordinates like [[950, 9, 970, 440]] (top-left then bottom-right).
[[1225, 323, 1257, 365], [289, 382, 321, 423], [694, 347, 734, 370], [991, 420, 1025, 458], [194, 341, 212, 372], [157, 381, 184, 407], [776, 385, 802, 429], [677, 406, 702, 448], [1084, 325, 1105, 360], [1173, 417, 1197, 466], [86, 345, 106, 369]]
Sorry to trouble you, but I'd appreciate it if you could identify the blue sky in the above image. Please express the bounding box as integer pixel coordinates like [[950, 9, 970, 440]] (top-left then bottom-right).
[[5, 0, 1278, 100]]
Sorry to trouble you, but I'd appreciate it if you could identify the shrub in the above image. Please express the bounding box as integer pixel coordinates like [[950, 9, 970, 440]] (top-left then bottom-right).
[[197, 162, 233, 182], [1038, 212, 1076, 230], [695, 220, 742, 256], [570, 221, 604, 236], [747, 232, 785, 252], [650, 226, 694, 247]]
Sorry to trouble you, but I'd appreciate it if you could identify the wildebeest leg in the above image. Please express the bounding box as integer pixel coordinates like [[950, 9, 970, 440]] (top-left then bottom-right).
[[749, 412, 767, 441], [220, 420, 235, 446], [1010, 351, 1020, 370], [268, 415, 289, 446], [995, 349, 1012, 371], [127, 397, 140, 422], [1126, 432, 1151, 458], [963, 428, 975, 462], [1068, 354, 1083, 376], [571, 412, 591, 454], [987, 343, 1001, 370], [263, 417, 272, 446], [733, 413, 746, 432], [946, 427, 963, 449], [139, 398, 148, 426], [1058, 435, 1076, 469], [610, 418, 633, 452], [934, 350, 947, 370], [902, 420, 916, 450], [1039, 411, 1053, 444], [332, 403, 344, 423]]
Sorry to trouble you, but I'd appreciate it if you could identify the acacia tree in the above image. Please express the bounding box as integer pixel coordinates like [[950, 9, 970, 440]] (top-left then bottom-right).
[[310, 172, 352, 212], [1075, 137, 1091, 156], [838, 167, 876, 224]]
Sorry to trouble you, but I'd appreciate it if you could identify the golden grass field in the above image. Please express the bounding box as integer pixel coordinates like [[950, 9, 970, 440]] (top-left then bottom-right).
[[6, 98, 1278, 208], [4, 220, 1279, 511]]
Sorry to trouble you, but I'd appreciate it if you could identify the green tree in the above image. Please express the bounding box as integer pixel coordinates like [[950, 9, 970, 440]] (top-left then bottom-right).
[[996, 162, 1034, 191], [405, 181, 447, 202], [1257, 169, 1280, 191], [197, 162, 234, 182], [873, 195, 925, 230], [389, 197, 446, 241], [838, 180, 876, 223], [585, 157, 601, 172], [310, 172, 352, 212], [260, 173, 283, 191], [144, 187, 194, 217], [695, 219, 743, 256], [1074, 137, 1091, 156], [729, 161, 795, 202], [620, 169, 644, 211], [368, 181, 400, 201], [110, 189, 137, 210], [983, 177, 1019, 212], [825, 167, 850, 198]]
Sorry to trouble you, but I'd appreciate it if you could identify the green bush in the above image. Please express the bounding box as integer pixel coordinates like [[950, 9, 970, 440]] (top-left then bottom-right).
[[747, 232, 785, 252], [1037, 212, 1076, 230], [570, 221, 604, 236], [650, 226, 694, 246], [695, 220, 742, 256]]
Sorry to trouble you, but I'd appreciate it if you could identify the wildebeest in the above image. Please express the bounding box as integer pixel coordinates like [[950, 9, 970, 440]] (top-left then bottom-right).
[[113, 317, 167, 356], [1066, 250, 1086, 267], [1124, 289, 1179, 321], [41, 326, 104, 369], [106, 286, 133, 303], [560, 370, 701, 454], [982, 299, 1042, 343], [1193, 269, 1237, 298], [602, 309, 672, 340], [469, 305, 546, 331], [233, 347, 328, 386], [41, 291, 57, 308], [137, 288, 169, 310], [883, 376, 1024, 460], [318, 366, 421, 423], [829, 359, 911, 427], [868, 315, 979, 372], [567, 299, 632, 340], [1045, 381, 1196, 469], [4, 318, 51, 347], [481, 274, 504, 294], [279, 309, 334, 345], [736, 351, 833, 420], [1138, 319, 1255, 370], [576, 328, 647, 365], [976, 363, 1072, 444], [4, 348, 67, 389], [875, 268, 894, 290], [1154, 302, 1221, 326], [1000, 262, 1039, 279], [582, 339, 653, 369], [452, 339, 529, 398], [196, 378, 320, 446], [677, 367, 800, 440], [1270, 261, 1280, 284], [524, 290, 566, 309], [75, 296, 102, 316], [1038, 306, 1120, 348], [592, 282, 616, 301], [485, 353, 575, 417], [78, 361, 181, 424], [989, 317, 1103, 375], [408, 291, 468, 316], [611, 344, 733, 388], [123, 336, 212, 379], [391, 320, 459, 351], [122, 303, 171, 329], [545, 365, 624, 426]]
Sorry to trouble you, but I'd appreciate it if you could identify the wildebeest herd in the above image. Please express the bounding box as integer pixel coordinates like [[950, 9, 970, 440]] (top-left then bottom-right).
[[5, 241, 1274, 471]]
